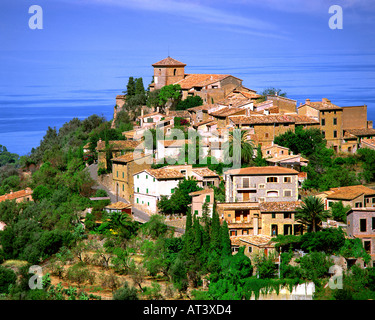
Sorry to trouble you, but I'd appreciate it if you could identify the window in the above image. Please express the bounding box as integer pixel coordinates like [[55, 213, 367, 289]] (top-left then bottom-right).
[[136, 198, 139, 204], [271, 225, 278, 236], [122, 184, 124, 191], [372, 217, 375, 230], [333, 118, 337, 125], [284, 213, 291, 219], [146, 188, 148, 194], [322, 131, 325, 138], [321, 118, 325, 126], [259, 197, 265, 203], [284, 224, 293, 235], [284, 190, 292, 197], [259, 184, 265, 189], [242, 177, 250, 188], [117, 171, 118, 178], [272, 213, 276, 219], [364, 241, 371, 254], [137, 187, 139, 193], [265, 133, 269, 138], [122, 172, 124, 179], [267, 177, 278, 183], [147, 202, 150, 206], [284, 177, 291, 183], [333, 130, 337, 138], [137, 175, 139, 179], [267, 190, 279, 197], [360, 219, 367, 232], [355, 202, 363, 208], [146, 175, 148, 179], [171, 188, 175, 194], [173, 68, 177, 76], [205, 195, 211, 202]]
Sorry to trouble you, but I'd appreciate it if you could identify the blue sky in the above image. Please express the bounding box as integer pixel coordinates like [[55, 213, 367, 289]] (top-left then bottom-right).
[[2, 0, 375, 54], [1, 0, 375, 155]]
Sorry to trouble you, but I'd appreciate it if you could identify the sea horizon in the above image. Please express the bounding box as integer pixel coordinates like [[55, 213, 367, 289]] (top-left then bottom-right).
[[1, 49, 375, 156]]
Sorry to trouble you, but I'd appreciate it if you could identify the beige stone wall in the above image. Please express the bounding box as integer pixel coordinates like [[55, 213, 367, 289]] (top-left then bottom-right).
[[342, 106, 367, 130], [254, 123, 295, 147], [112, 155, 152, 203]]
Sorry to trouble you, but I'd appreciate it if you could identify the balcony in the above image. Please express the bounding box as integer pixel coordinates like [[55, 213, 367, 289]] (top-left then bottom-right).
[[236, 182, 257, 190], [235, 194, 257, 202]]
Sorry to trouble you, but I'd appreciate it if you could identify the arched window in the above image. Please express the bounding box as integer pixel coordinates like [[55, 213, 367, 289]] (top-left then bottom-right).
[[173, 68, 177, 76]]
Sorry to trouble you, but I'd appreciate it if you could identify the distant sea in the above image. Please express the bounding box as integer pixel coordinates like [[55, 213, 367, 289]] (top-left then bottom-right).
[[1, 50, 375, 156]]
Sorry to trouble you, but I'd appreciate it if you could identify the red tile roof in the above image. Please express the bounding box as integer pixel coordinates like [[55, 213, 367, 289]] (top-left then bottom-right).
[[152, 57, 186, 67], [0, 188, 33, 202], [225, 166, 299, 176], [175, 74, 240, 90]]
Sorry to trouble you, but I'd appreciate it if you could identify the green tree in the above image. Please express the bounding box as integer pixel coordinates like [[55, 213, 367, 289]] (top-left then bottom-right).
[[224, 130, 254, 166], [176, 95, 203, 110], [330, 201, 351, 223], [158, 84, 182, 109], [112, 281, 139, 300], [125, 77, 136, 96], [295, 196, 330, 232], [0, 266, 17, 294], [135, 77, 145, 96]]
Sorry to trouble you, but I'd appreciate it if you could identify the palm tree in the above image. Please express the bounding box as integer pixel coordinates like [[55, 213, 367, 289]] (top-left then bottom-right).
[[295, 196, 330, 232], [223, 129, 254, 166]]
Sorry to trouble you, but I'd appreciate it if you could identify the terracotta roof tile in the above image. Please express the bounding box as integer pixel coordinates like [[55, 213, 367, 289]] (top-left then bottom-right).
[[111, 153, 150, 163], [260, 201, 302, 212], [175, 74, 236, 90], [0, 188, 33, 202], [142, 168, 185, 180], [192, 167, 219, 177], [189, 188, 213, 196], [327, 185, 375, 200], [345, 128, 375, 137], [210, 107, 245, 117], [225, 166, 299, 176], [229, 115, 295, 125], [152, 57, 186, 67]]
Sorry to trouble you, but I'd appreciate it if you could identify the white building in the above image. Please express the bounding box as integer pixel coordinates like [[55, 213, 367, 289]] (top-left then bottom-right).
[[133, 168, 185, 214]]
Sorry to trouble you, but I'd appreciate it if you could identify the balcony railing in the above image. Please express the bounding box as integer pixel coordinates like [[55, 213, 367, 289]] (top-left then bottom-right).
[[236, 183, 257, 189]]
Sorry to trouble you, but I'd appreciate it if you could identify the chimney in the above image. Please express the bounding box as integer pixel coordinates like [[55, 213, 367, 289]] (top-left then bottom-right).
[[141, 109, 144, 117], [156, 106, 159, 113], [305, 99, 311, 105]]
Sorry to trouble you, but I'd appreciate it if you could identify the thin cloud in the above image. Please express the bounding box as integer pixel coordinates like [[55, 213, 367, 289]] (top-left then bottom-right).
[[68, 0, 288, 39]]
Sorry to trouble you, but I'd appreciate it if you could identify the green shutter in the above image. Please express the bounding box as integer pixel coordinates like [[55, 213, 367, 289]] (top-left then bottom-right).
[[146, 188, 148, 194], [194, 210, 198, 215], [205, 195, 210, 202]]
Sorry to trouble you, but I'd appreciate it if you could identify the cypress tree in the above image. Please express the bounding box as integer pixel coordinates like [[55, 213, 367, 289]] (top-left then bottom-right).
[[126, 77, 136, 96], [193, 215, 202, 253], [135, 77, 145, 96], [183, 208, 195, 257], [220, 220, 232, 257], [210, 209, 221, 253]]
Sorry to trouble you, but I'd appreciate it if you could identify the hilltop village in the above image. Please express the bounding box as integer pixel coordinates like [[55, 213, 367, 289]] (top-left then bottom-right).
[[102, 56, 375, 260], [1, 56, 375, 301]]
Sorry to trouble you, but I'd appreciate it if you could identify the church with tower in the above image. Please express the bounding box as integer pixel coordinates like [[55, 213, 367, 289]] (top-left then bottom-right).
[[148, 56, 253, 104]]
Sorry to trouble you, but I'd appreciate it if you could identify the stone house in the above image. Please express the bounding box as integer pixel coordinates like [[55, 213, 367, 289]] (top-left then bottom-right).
[[346, 207, 375, 265], [224, 166, 299, 203], [133, 168, 185, 214], [317, 185, 375, 210], [259, 201, 304, 237], [228, 115, 296, 147], [261, 144, 290, 158], [189, 188, 214, 218], [0, 188, 33, 203], [111, 153, 152, 203], [298, 98, 343, 151], [96, 139, 141, 169], [149, 56, 245, 104]]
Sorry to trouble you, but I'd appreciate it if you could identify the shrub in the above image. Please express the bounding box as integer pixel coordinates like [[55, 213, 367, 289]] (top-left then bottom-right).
[[0, 266, 17, 294], [112, 281, 139, 300]]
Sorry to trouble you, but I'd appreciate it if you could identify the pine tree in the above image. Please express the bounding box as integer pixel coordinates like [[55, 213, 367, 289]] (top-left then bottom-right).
[[183, 208, 195, 257]]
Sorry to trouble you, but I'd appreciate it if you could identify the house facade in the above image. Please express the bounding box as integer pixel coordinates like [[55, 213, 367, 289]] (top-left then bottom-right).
[[0, 188, 33, 203], [111, 153, 152, 203], [189, 188, 214, 218], [347, 208, 375, 264], [133, 168, 185, 214], [224, 166, 299, 203]]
